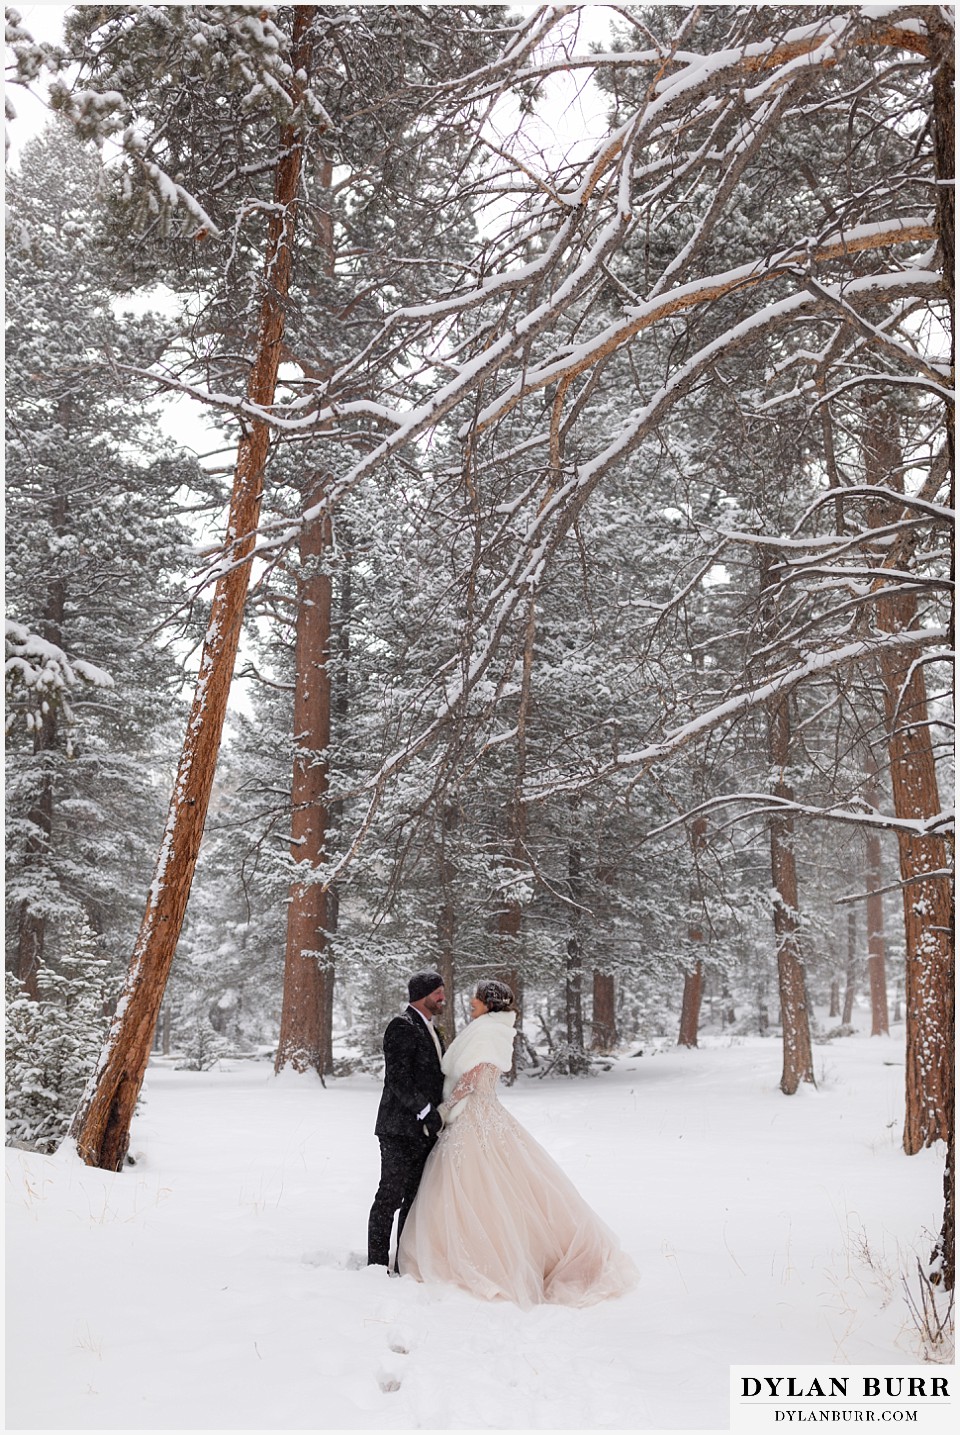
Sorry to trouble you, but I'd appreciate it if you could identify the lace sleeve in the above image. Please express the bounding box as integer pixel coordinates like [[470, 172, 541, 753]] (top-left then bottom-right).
[[448, 1062, 489, 1104]]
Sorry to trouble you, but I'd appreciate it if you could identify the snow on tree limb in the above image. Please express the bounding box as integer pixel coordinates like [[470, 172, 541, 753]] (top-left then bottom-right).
[[637, 789, 954, 845], [522, 629, 950, 803], [470, 224, 937, 433], [4, 620, 114, 745], [110, 232, 939, 554], [428, 7, 932, 108]]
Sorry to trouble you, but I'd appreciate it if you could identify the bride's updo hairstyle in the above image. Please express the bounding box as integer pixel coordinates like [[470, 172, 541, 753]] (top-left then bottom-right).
[[474, 979, 516, 1013]]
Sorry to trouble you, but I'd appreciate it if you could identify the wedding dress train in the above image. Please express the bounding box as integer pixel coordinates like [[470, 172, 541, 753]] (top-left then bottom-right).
[[398, 1051, 638, 1309]]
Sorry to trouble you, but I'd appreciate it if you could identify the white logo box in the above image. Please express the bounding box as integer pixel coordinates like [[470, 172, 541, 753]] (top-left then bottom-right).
[[730, 1365, 955, 1435]]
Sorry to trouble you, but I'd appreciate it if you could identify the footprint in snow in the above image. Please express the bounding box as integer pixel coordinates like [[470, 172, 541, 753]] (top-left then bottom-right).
[[301, 1249, 366, 1270], [377, 1359, 403, 1394], [387, 1323, 414, 1355]]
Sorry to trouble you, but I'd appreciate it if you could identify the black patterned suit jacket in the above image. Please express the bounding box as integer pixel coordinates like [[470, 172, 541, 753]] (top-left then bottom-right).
[[374, 1006, 445, 1140]]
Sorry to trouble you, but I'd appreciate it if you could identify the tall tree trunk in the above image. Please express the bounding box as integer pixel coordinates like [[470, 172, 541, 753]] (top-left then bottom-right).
[[864, 751, 890, 1036], [17, 714, 56, 1000], [759, 551, 815, 1094], [678, 965, 703, 1049], [864, 401, 951, 1153], [841, 908, 856, 1027], [768, 691, 815, 1094], [71, 11, 318, 1168], [565, 926, 585, 1057], [275, 500, 334, 1076], [493, 872, 525, 1084], [590, 862, 618, 1051], [496, 595, 537, 1076], [276, 151, 337, 1078], [591, 970, 617, 1051], [564, 835, 588, 1071], [927, 8, 954, 1291], [929, 8, 955, 337], [720, 983, 736, 1028], [320, 520, 352, 1052], [678, 816, 708, 1048], [881, 648, 952, 1153], [437, 802, 458, 1043], [492, 744, 526, 1072]]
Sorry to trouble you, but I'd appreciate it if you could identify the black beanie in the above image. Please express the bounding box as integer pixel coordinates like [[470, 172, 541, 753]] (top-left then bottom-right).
[[408, 970, 443, 1002]]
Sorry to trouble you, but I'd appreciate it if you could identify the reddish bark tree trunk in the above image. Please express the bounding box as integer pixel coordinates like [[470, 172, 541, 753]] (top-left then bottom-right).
[[678, 964, 704, 1049], [591, 970, 618, 1051], [768, 691, 815, 1095], [927, 8, 954, 1290], [71, 11, 318, 1168], [864, 402, 951, 1153], [275, 502, 334, 1076], [864, 752, 890, 1037], [276, 151, 337, 1078], [880, 649, 952, 1153], [929, 9, 955, 334], [678, 817, 708, 1048], [759, 550, 814, 1094]]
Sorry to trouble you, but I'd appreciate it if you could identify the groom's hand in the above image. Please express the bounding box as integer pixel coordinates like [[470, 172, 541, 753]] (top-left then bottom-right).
[[421, 1107, 443, 1137]]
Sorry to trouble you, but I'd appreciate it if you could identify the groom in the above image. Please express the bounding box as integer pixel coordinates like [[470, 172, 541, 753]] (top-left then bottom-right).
[[367, 970, 446, 1270]]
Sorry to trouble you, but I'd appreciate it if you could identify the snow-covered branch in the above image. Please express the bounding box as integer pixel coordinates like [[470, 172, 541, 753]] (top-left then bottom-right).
[[524, 627, 949, 803], [4, 620, 114, 749], [637, 790, 954, 845]]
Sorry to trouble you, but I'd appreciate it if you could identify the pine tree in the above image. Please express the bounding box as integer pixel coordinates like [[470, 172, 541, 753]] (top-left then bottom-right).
[[5, 124, 197, 1002], [6, 910, 112, 1153]]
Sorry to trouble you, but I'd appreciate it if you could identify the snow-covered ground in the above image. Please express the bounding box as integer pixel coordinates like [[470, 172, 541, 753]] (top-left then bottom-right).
[[6, 1020, 951, 1431]]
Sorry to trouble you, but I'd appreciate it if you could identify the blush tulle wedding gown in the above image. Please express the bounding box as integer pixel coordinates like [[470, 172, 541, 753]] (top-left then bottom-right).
[[398, 1061, 638, 1309]]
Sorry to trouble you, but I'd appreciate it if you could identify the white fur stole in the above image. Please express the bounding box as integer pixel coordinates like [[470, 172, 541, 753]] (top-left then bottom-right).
[[441, 1009, 516, 1116]]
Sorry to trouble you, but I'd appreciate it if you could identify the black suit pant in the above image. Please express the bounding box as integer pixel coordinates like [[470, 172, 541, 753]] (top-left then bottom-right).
[[367, 1134, 435, 1270]]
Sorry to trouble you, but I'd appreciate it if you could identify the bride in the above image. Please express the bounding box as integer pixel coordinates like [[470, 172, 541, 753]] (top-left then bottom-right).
[[398, 979, 638, 1308]]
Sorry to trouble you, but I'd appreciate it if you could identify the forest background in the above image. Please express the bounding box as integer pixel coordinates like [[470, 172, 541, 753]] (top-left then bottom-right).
[[4, 0, 954, 1311]]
